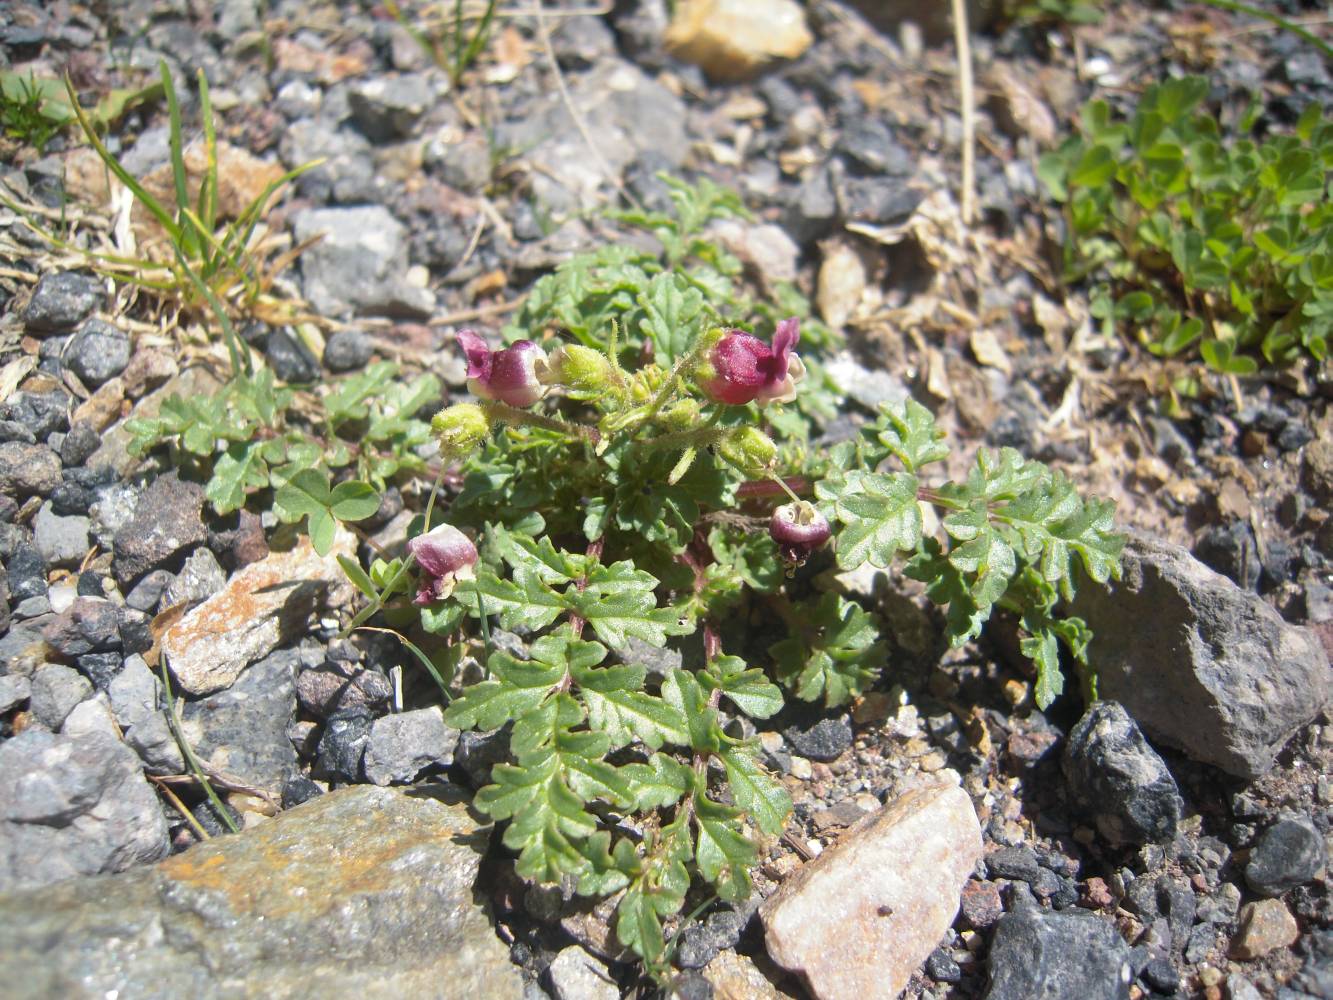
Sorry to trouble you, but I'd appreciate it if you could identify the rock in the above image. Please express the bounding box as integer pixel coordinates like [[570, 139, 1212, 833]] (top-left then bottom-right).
[[546, 945, 618, 1000], [63, 318, 130, 387], [0, 674, 30, 712], [61, 691, 121, 739], [4, 387, 70, 439], [708, 219, 799, 294], [60, 422, 101, 467], [296, 659, 393, 717], [292, 206, 434, 319], [32, 501, 90, 567], [161, 530, 355, 696], [0, 442, 61, 497], [1227, 974, 1265, 1000], [782, 715, 853, 762], [1072, 531, 1331, 778], [836, 119, 914, 177], [42, 596, 120, 658], [180, 649, 299, 797], [761, 780, 982, 1000], [265, 326, 321, 383], [1138, 955, 1179, 992], [23, 272, 104, 334], [111, 473, 209, 586], [1062, 701, 1182, 846], [160, 546, 227, 609], [323, 328, 373, 372], [6, 545, 47, 602], [125, 568, 173, 612], [1289, 928, 1333, 997], [316, 706, 375, 783], [348, 73, 436, 142], [784, 167, 838, 246], [0, 727, 169, 890], [0, 785, 524, 998], [665, 0, 812, 81], [1196, 520, 1261, 591], [27, 663, 92, 729], [703, 950, 801, 1000], [984, 901, 1133, 1000], [677, 908, 748, 969], [363, 707, 460, 786], [959, 879, 1004, 929], [282, 118, 378, 204], [77, 651, 125, 690], [107, 655, 184, 775], [822, 352, 911, 412], [1245, 816, 1327, 897], [1303, 439, 1333, 503], [1230, 899, 1299, 959]]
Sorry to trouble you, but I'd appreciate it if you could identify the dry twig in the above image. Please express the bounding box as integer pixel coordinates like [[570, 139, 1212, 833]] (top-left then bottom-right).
[[950, 0, 977, 224]]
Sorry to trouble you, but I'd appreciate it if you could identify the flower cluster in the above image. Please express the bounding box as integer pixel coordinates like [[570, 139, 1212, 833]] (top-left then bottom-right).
[[697, 318, 805, 407]]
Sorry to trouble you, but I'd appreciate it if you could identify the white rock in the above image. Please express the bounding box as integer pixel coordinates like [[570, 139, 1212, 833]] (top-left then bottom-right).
[[761, 780, 982, 1000], [666, 0, 813, 81], [546, 945, 618, 1000], [363, 706, 460, 786]]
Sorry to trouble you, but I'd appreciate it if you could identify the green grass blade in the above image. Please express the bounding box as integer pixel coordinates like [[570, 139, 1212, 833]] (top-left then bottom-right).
[[196, 68, 219, 248], [1193, 0, 1333, 60]]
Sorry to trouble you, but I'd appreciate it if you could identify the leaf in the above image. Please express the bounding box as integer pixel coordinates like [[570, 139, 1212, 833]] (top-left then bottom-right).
[[571, 561, 691, 649], [871, 398, 949, 472], [661, 669, 721, 754], [692, 786, 756, 902], [573, 659, 689, 750], [337, 554, 377, 600], [329, 480, 381, 521], [700, 655, 782, 719], [619, 752, 691, 812], [206, 441, 269, 514], [443, 645, 565, 732], [768, 593, 885, 708], [719, 744, 791, 837], [638, 273, 705, 362], [818, 469, 922, 570]]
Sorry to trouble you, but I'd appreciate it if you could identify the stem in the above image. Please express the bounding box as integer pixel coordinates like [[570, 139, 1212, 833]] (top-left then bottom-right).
[[769, 474, 802, 505], [636, 335, 715, 432], [482, 400, 593, 441], [951, 0, 977, 225], [736, 476, 811, 499]]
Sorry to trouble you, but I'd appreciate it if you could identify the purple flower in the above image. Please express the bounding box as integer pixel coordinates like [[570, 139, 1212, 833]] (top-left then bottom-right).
[[407, 523, 478, 605], [698, 318, 806, 406], [769, 501, 831, 563], [457, 329, 548, 407]]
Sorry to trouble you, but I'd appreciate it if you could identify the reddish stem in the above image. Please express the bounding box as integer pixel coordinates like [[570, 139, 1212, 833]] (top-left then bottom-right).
[[737, 476, 811, 499]]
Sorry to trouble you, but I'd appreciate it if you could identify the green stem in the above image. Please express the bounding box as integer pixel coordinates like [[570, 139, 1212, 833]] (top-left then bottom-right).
[[482, 401, 593, 441], [158, 660, 240, 834], [635, 334, 714, 432]]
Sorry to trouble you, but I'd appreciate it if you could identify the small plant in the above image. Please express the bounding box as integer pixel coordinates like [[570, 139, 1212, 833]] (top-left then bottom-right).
[[340, 182, 1124, 980], [384, 0, 500, 87], [0, 71, 162, 154], [1002, 0, 1101, 28], [1040, 77, 1333, 379]]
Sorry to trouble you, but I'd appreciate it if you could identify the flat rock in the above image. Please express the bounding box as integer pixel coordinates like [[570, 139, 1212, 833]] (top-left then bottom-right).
[[761, 780, 982, 1000], [984, 901, 1132, 1000], [0, 727, 169, 891], [162, 530, 355, 696], [0, 785, 524, 999], [32, 501, 90, 567], [666, 0, 812, 81], [1063, 701, 1182, 846], [1072, 530, 1331, 778], [546, 945, 618, 1000], [110, 473, 208, 586]]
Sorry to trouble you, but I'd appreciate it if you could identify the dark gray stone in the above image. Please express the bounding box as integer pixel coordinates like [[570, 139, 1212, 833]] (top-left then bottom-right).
[[455, 726, 513, 788], [783, 165, 838, 246], [1072, 531, 1331, 778], [837, 118, 915, 176], [64, 318, 130, 387], [23, 272, 104, 334], [1140, 955, 1180, 992], [1063, 701, 1183, 846], [49, 480, 94, 517], [265, 327, 321, 383], [292, 205, 433, 319], [32, 501, 89, 568], [926, 948, 963, 983], [125, 569, 173, 612], [835, 176, 923, 227], [42, 596, 120, 658], [0, 674, 30, 712], [323, 328, 373, 372], [296, 660, 393, 718], [316, 705, 374, 783], [1196, 520, 1261, 591], [0, 727, 168, 890], [108, 655, 184, 775], [0, 786, 523, 998], [6, 545, 47, 601], [4, 389, 70, 440], [675, 908, 747, 970], [180, 649, 299, 797], [76, 651, 124, 691], [111, 473, 208, 586], [348, 73, 436, 142], [363, 707, 460, 786], [1246, 816, 1327, 898], [28, 663, 92, 729], [783, 715, 853, 762], [984, 902, 1133, 1000], [60, 422, 101, 467], [0, 442, 61, 498]]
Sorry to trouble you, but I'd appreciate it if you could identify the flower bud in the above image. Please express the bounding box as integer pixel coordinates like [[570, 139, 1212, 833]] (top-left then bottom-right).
[[697, 318, 805, 407], [662, 398, 701, 431], [769, 501, 831, 563], [457, 329, 548, 407], [541, 344, 612, 394], [407, 523, 479, 605], [432, 402, 490, 459], [716, 426, 777, 476]]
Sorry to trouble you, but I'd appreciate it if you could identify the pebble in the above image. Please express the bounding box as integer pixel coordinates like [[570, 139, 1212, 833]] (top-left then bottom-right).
[[1230, 899, 1299, 959], [362, 706, 460, 786], [32, 501, 90, 568], [675, 908, 747, 969], [23, 272, 104, 334], [60, 422, 101, 467], [316, 705, 375, 783], [291, 205, 434, 319], [77, 651, 125, 690], [110, 473, 208, 586], [42, 596, 121, 658], [664, 0, 813, 82], [1062, 700, 1182, 846], [1245, 816, 1327, 897], [985, 899, 1133, 1000], [761, 780, 982, 1000], [161, 546, 228, 609], [322, 328, 373, 372], [295, 660, 394, 717], [107, 655, 184, 775], [0, 674, 32, 713], [348, 73, 435, 142], [546, 945, 619, 1000], [63, 318, 131, 387], [265, 326, 322, 383], [0, 442, 62, 497], [782, 714, 853, 762]]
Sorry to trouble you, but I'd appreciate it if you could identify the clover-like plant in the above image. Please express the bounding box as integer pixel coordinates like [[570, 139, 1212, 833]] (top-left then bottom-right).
[[339, 283, 1123, 979]]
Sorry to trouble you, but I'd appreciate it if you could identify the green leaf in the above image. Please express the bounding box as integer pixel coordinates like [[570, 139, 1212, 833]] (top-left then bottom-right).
[[573, 659, 689, 750], [337, 554, 377, 600], [700, 655, 782, 719], [571, 561, 691, 649], [206, 441, 269, 514], [692, 785, 756, 902], [444, 645, 565, 732], [768, 592, 884, 708], [619, 752, 691, 812], [662, 668, 721, 754], [329, 480, 381, 521], [719, 744, 791, 837], [638, 273, 706, 362], [818, 469, 922, 570], [871, 398, 949, 472]]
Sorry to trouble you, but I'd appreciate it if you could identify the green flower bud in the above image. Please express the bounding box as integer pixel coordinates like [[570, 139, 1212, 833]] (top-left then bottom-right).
[[662, 398, 701, 431], [542, 344, 614, 395], [432, 402, 490, 459], [716, 426, 777, 476]]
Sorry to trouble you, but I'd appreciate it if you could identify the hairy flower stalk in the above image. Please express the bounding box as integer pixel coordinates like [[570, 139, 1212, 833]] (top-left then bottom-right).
[[457, 329, 548, 407], [769, 500, 831, 563], [697, 318, 806, 406], [406, 523, 478, 605]]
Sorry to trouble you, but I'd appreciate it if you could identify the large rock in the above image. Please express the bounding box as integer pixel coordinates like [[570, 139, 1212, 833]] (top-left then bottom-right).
[[0, 728, 169, 891], [0, 785, 524, 999], [1062, 701, 1182, 846], [761, 780, 982, 1000], [984, 901, 1132, 1000], [292, 205, 434, 319], [161, 531, 355, 696], [1073, 531, 1330, 778]]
